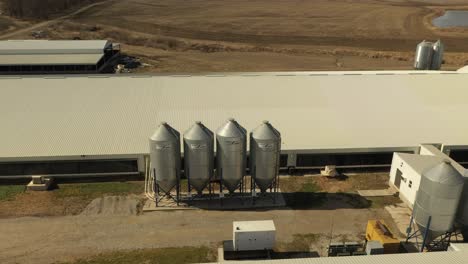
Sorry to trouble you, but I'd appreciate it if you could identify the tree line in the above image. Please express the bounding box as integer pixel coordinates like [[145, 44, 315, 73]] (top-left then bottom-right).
[[1, 0, 96, 19]]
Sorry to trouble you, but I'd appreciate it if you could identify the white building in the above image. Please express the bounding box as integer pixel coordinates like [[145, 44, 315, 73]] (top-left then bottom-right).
[[389, 144, 467, 208], [1, 70, 468, 179]]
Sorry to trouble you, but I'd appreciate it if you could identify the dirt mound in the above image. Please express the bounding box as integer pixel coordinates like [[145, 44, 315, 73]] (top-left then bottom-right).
[[80, 195, 143, 216]]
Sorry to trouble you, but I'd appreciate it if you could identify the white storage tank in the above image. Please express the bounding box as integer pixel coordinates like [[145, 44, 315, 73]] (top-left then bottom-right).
[[233, 220, 276, 251], [149, 122, 181, 192]]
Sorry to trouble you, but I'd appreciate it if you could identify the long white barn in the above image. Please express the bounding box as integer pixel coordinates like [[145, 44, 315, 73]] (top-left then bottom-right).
[[1, 70, 468, 177], [0, 40, 120, 74]]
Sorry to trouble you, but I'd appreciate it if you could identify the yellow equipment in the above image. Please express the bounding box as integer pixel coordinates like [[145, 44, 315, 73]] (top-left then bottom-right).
[[366, 220, 400, 254]]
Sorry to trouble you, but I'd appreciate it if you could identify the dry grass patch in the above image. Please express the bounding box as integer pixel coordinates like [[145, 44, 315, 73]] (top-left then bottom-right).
[[0, 185, 26, 201], [60, 246, 216, 264], [276, 233, 321, 252], [0, 182, 144, 217], [314, 173, 390, 193]]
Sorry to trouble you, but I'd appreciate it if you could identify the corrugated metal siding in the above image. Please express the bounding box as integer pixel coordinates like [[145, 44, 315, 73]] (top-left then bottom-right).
[[1, 72, 468, 159], [0, 54, 104, 65], [203, 251, 468, 263]]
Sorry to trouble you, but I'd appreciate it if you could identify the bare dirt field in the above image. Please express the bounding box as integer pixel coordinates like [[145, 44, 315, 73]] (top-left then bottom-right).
[[0, 174, 403, 263], [1, 0, 468, 72], [0, 206, 395, 264]]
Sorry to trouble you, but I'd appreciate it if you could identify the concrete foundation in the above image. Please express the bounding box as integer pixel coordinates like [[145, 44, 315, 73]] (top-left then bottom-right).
[[143, 189, 286, 212], [385, 203, 412, 237]]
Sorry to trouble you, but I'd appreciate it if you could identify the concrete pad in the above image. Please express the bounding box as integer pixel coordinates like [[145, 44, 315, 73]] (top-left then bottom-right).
[[217, 247, 224, 262], [143, 198, 196, 212], [143, 189, 286, 211], [385, 203, 412, 237]]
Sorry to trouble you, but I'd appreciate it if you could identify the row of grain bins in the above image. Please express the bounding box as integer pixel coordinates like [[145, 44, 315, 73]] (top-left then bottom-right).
[[406, 160, 468, 251], [147, 119, 281, 205]]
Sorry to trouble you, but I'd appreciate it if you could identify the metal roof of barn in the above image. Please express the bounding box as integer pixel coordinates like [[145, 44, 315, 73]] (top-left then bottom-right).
[[1, 70, 468, 160], [0, 40, 110, 54], [395, 153, 445, 174]]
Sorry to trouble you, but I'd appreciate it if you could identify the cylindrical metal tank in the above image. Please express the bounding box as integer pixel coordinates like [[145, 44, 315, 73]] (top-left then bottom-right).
[[413, 160, 464, 242], [414, 40, 434, 70], [456, 178, 468, 228], [458, 180, 468, 242], [149, 122, 181, 192], [250, 121, 281, 193], [431, 40, 444, 70], [183, 121, 214, 194], [216, 118, 247, 193]]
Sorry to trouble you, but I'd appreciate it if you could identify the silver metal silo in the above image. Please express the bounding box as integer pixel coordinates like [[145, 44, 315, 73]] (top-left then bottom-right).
[[250, 121, 281, 193], [431, 40, 444, 70], [216, 118, 247, 194], [413, 160, 464, 244], [456, 177, 468, 228], [414, 40, 434, 70], [183, 121, 214, 195], [149, 122, 181, 193]]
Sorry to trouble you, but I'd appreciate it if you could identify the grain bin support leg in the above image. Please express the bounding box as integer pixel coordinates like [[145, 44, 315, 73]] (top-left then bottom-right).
[[240, 177, 243, 195], [406, 212, 415, 242], [177, 178, 180, 206], [273, 172, 279, 204], [155, 182, 159, 207], [209, 179, 212, 200], [220, 170, 224, 206], [239, 178, 245, 205], [421, 216, 432, 252], [251, 175, 256, 205], [187, 170, 192, 198]]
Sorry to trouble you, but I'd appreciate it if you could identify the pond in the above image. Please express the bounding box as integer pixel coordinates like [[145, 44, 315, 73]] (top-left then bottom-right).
[[433, 10, 468, 28]]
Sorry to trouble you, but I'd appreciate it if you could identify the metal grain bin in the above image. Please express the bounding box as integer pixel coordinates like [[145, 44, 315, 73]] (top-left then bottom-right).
[[216, 118, 247, 193], [183, 121, 214, 194], [414, 40, 434, 70], [250, 121, 281, 193], [456, 178, 468, 229], [413, 160, 464, 242], [431, 40, 444, 70], [149, 122, 181, 193]]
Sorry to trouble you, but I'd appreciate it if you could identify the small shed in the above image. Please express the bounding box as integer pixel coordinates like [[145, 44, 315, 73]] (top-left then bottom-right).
[[389, 152, 445, 207]]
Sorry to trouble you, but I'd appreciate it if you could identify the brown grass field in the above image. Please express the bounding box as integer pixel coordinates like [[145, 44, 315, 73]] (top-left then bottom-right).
[[1, 0, 468, 72]]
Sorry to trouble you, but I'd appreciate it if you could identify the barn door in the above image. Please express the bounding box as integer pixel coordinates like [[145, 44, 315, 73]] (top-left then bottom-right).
[[394, 169, 403, 188]]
